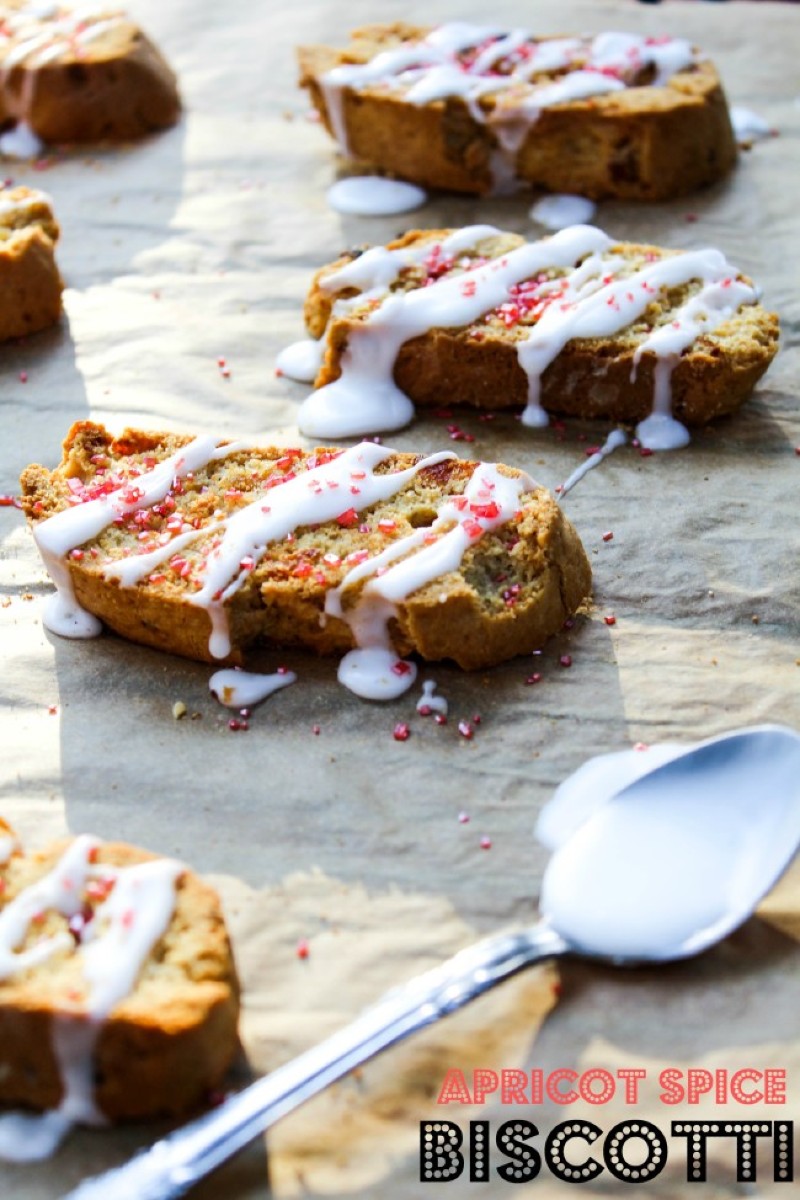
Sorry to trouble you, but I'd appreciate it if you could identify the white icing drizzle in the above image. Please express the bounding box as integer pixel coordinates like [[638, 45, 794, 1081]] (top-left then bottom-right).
[[326, 177, 427, 216], [35, 440, 455, 663], [327, 463, 535, 699], [0, 5, 124, 74], [417, 678, 448, 716], [209, 667, 296, 708], [0, 121, 44, 158], [529, 193, 596, 231], [557, 429, 628, 500], [0, 834, 181, 1159], [301, 224, 758, 445], [730, 106, 772, 146], [318, 24, 696, 190], [276, 338, 325, 383]]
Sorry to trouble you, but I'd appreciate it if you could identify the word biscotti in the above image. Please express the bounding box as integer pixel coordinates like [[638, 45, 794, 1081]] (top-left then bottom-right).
[[298, 22, 737, 199], [0, 183, 61, 339], [20, 422, 591, 692], [0, 817, 238, 1157], [296, 224, 779, 447], [0, 1, 180, 144]]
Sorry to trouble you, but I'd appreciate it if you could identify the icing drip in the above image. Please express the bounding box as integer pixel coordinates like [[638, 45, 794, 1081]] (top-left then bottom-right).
[[327, 463, 535, 699], [209, 668, 296, 708], [557, 429, 628, 500], [730, 106, 772, 146], [300, 223, 758, 447], [529, 193, 596, 231], [275, 338, 325, 383], [0, 121, 44, 158], [326, 177, 428, 216], [319, 24, 696, 190], [35, 441, 454, 662], [0, 835, 181, 1159], [417, 678, 448, 716]]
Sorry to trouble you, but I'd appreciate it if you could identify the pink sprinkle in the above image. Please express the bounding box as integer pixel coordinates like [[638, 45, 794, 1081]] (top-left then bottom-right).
[[604, 615, 616, 626], [312, 724, 321, 735], [296, 938, 310, 959], [393, 722, 410, 742], [685, 213, 698, 223], [277, 666, 289, 675], [559, 655, 573, 668], [458, 720, 474, 740], [217, 357, 226, 367], [458, 811, 470, 824], [480, 836, 492, 850], [602, 530, 614, 542], [434, 714, 448, 726], [472, 714, 482, 725], [18, 370, 28, 383], [525, 673, 542, 685], [634, 742, 649, 752]]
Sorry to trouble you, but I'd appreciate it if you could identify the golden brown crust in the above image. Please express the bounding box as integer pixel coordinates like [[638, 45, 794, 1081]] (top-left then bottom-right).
[[298, 25, 737, 199], [20, 421, 592, 671], [0, 832, 239, 1120], [0, 7, 180, 142], [306, 230, 780, 427], [0, 187, 62, 340]]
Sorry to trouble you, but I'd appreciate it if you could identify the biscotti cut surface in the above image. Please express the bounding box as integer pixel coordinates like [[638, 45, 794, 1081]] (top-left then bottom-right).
[[0, 2, 180, 144], [297, 223, 779, 448], [0, 184, 62, 339], [298, 23, 737, 200], [0, 824, 239, 1124], [20, 422, 592, 675]]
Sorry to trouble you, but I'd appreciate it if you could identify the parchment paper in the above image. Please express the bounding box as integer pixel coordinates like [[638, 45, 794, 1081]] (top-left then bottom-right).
[[0, 0, 798, 1196]]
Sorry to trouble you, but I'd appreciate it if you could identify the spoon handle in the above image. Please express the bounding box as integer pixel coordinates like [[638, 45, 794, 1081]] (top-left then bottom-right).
[[62, 921, 568, 1200]]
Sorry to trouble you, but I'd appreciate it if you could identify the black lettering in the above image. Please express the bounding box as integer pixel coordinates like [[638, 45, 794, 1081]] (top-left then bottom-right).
[[420, 1120, 464, 1182], [672, 1121, 772, 1183], [545, 1119, 604, 1184], [495, 1119, 541, 1183], [470, 1120, 490, 1181], [603, 1120, 667, 1183]]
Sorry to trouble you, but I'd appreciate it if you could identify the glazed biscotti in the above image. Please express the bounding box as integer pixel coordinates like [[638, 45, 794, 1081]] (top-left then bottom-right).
[[0, 819, 239, 1127], [0, 183, 62, 339], [20, 422, 591, 677], [298, 224, 779, 448], [298, 23, 737, 199], [0, 2, 180, 145]]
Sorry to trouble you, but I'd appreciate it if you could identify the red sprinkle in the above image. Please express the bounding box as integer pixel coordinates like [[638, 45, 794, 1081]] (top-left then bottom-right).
[[685, 213, 698, 223], [48, 704, 58, 715], [639, 447, 654, 458], [296, 938, 310, 959], [602, 530, 614, 542], [525, 673, 542, 685], [391, 660, 413, 676], [18, 370, 28, 383], [480, 836, 492, 850], [559, 655, 573, 668], [458, 720, 474, 740], [458, 811, 470, 824], [393, 722, 410, 742], [603, 615, 617, 626], [434, 714, 448, 726], [0, 495, 21, 508], [336, 507, 359, 527], [312, 724, 321, 735]]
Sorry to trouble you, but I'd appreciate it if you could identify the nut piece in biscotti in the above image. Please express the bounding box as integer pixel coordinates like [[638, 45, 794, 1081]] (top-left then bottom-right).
[[298, 23, 737, 200], [0, 3, 180, 144], [20, 421, 592, 673], [297, 224, 779, 446], [0, 184, 62, 339], [0, 822, 239, 1123]]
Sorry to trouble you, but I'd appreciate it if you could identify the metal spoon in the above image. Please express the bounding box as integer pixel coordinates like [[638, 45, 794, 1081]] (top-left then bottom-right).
[[62, 724, 800, 1200]]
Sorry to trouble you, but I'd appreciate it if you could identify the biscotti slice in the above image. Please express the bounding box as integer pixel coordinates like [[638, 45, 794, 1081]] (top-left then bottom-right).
[[20, 422, 591, 691], [298, 23, 737, 200], [297, 223, 779, 450], [0, 2, 180, 145], [0, 822, 239, 1145], [0, 184, 62, 340]]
